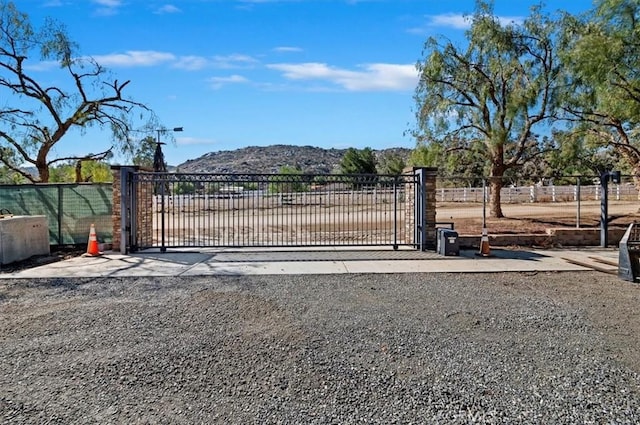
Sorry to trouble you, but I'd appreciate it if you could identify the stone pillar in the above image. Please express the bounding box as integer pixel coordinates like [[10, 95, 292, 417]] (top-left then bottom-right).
[[111, 165, 125, 252], [111, 165, 152, 252], [404, 167, 437, 250], [424, 168, 438, 250], [404, 168, 416, 246]]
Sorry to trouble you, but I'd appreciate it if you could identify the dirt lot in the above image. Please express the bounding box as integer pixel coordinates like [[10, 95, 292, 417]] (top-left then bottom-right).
[[437, 200, 640, 235], [1, 272, 639, 423], [150, 197, 640, 247]]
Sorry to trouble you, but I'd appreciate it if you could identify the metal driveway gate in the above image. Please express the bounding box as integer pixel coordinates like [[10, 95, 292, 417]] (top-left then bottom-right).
[[122, 171, 426, 251]]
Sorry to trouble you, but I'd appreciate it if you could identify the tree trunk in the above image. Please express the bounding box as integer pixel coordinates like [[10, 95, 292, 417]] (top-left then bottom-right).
[[75, 161, 82, 183], [488, 176, 504, 218], [36, 162, 49, 183]]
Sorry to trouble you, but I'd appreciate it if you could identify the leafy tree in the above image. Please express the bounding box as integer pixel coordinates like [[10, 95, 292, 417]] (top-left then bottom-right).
[[132, 136, 158, 169], [48, 160, 112, 183], [0, 166, 25, 183], [377, 151, 406, 175], [410, 138, 487, 186], [174, 181, 195, 195], [0, 1, 154, 183], [542, 131, 627, 179], [411, 1, 560, 217], [268, 165, 308, 193], [339, 147, 377, 175], [557, 0, 640, 184]]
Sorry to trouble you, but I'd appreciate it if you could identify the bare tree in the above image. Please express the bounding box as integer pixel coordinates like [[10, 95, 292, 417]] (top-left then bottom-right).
[[0, 1, 154, 182]]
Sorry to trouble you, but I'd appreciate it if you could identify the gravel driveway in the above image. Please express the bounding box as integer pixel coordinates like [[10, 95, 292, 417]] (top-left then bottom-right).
[[1, 271, 639, 424]]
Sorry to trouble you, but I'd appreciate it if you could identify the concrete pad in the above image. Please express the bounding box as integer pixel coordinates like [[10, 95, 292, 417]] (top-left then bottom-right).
[[2, 247, 621, 278], [7, 252, 214, 278], [183, 260, 350, 276]]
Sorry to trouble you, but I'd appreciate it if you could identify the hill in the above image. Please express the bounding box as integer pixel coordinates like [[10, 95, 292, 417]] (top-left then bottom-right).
[[176, 145, 412, 174]]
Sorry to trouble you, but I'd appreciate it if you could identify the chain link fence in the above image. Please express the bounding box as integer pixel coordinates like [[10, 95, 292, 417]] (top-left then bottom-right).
[[0, 183, 112, 246]]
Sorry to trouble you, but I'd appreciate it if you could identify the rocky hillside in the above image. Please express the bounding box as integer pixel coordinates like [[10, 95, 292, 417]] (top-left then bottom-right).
[[176, 145, 412, 174]]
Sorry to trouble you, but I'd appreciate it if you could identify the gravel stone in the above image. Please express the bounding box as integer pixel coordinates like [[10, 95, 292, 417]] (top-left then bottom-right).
[[0, 271, 639, 424]]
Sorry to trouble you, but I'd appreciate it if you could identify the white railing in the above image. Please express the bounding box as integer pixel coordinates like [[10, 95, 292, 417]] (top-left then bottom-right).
[[436, 184, 640, 203]]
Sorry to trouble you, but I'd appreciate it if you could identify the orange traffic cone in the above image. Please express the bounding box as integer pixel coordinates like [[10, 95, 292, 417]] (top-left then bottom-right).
[[477, 227, 491, 257], [84, 223, 101, 257]]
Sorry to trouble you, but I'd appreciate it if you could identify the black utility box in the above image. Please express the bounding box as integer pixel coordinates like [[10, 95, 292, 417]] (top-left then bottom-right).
[[437, 228, 459, 256]]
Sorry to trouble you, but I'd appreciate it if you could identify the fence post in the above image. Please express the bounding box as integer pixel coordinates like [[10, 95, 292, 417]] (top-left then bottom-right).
[[482, 179, 487, 230], [57, 185, 63, 245], [600, 172, 609, 247], [576, 178, 581, 229], [530, 185, 537, 203]]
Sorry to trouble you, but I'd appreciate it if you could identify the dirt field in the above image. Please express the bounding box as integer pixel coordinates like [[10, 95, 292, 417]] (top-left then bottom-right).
[[149, 197, 640, 247], [437, 200, 640, 235]]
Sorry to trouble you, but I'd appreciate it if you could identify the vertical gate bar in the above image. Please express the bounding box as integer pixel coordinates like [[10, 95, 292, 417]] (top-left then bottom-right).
[[190, 178, 193, 247], [253, 177, 257, 246], [243, 177, 247, 246], [172, 177, 178, 246], [296, 177, 301, 245], [211, 179, 215, 246], [239, 178, 243, 246], [175, 178, 179, 247], [254, 176, 258, 246], [173, 178, 178, 248], [393, 177, 398, 248], [195, 178, 199, 246], [217, 179, 221, 246], [279, 179, 282, 246], [218, 181, 229, 246], [336, 180, 339, 246], [159, 173, 166, 252], [294, 175, 298, 246], [232, 183, 236, 246], [172, 177, 177, 248], [226, 184, 231, 246]]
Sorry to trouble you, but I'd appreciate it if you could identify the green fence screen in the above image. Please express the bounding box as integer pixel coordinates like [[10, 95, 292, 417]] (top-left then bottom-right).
[[0, 183, 112, 246]]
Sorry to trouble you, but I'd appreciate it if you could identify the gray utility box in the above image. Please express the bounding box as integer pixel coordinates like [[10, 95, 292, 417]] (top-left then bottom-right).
[[437, 228, 459, 256]]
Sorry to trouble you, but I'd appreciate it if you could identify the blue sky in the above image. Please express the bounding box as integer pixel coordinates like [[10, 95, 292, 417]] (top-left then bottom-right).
[[21, 0, 593, 166]]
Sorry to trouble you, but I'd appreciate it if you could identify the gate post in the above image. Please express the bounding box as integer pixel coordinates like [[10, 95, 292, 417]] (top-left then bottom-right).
[[405, 167, 437, 251], [111, 165, 140, 253]]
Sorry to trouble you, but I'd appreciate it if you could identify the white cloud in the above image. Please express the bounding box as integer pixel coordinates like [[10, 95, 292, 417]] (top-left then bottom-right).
[[267, 62, 418, 92], [273, 46, 303, 53], [92, 0, 122, 16], [93, 0, 121, 5], [173, 56, 209, 71], [423, 13, 525, 30], [496, 15, 525, 26], [207, 74, 249, 90], [155, 4, 182, 14], [409, 13, 525, 33], [91, 50, 176, 67], [24, 60, 59, 72], [211, 54, 259, 69], [427, 13, 471, 30]]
